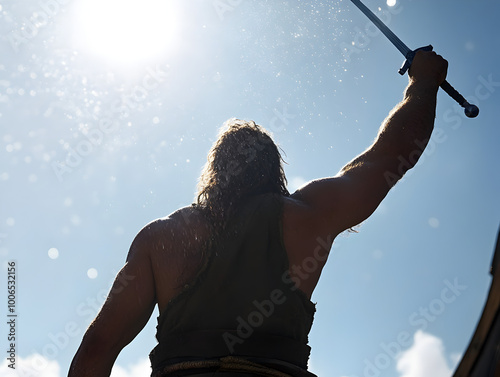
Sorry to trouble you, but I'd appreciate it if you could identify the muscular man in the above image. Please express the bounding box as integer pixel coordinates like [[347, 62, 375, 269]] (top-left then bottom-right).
[[68, 51, 448, 377]]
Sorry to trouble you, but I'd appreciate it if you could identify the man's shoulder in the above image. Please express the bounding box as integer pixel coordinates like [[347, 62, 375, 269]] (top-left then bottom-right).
[[132, 205, 208, 251], [282, 194, 314, 215], [282, 195, 316, 223], [141, 205, 203, 232], [168, 205, 205, 227]]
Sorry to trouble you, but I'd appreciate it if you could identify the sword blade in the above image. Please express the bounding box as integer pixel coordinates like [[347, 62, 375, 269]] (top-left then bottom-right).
[[350, 0, 411, 57]]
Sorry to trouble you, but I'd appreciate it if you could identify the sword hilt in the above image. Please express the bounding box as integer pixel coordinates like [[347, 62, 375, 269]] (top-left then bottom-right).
[[440, 81, 480, 118], [398, 45, 434, 75], [398, 45, 479, 118]]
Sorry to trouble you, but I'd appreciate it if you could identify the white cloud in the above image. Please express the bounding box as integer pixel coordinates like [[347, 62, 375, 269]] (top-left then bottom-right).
[[450, 352, 463, 367], [0, 354, 150, 377], [397, 330, 455, 377], [110, 358, 151, 377], [0, 353, 60, 377]]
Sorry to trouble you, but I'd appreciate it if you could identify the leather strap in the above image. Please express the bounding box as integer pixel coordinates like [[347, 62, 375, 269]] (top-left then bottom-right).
[[150, 330, 311, 371], [151, 355, 318, 377]]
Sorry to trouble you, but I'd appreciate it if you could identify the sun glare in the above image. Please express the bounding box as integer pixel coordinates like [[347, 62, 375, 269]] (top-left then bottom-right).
[[73, 0, 180, 65]]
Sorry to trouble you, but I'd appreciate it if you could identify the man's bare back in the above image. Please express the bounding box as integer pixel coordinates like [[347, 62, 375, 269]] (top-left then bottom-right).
[[142, 195, 332, 316]]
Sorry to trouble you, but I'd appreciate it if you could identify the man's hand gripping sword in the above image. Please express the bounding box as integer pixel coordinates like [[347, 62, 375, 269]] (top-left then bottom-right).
[[350, 0, 479, 118]]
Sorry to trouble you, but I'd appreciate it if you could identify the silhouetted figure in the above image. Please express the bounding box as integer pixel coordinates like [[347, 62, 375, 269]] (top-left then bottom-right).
[[68, 51, 448, 377]]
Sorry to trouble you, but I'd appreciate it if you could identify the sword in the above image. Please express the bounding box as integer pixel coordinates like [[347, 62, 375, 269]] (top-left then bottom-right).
[[350, 0, 479, 118]]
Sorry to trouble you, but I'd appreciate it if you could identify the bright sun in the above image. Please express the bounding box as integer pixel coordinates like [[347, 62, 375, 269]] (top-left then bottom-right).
[[73, 0, 180, 65]]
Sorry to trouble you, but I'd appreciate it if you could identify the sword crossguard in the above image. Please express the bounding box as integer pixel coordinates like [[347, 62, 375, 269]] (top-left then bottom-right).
[[398, 45, 434, 75]]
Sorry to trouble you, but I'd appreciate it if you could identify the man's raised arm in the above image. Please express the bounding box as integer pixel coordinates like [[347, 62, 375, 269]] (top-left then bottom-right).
[[292, 50, 448, 236]]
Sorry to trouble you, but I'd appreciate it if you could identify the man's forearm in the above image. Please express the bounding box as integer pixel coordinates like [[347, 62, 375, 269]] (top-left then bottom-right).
[[68, 351, 115, 377], [68, 331, 119, 377], [374, 78, 439, 171], [373, 50, 447, 174]]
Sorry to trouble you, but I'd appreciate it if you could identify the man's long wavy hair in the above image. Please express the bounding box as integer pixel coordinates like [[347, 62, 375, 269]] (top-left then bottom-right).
[[196, 119, 289, 227]]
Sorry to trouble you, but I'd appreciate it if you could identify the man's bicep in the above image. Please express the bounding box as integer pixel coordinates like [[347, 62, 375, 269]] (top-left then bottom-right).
[[337, 160, 395, 229], [292, 152, 397, 233]]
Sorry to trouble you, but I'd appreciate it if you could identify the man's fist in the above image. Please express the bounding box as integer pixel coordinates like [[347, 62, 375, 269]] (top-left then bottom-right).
[[408, 50, 448, 86]]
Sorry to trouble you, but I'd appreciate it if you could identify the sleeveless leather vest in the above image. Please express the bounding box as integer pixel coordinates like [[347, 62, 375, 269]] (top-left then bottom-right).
[[150, 194, 316, 374]]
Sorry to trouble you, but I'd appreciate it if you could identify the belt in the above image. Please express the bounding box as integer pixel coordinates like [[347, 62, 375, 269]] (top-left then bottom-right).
[[150, 330, 311, 370], [160, 373, 257, 377], [151, 356, 318, 377]]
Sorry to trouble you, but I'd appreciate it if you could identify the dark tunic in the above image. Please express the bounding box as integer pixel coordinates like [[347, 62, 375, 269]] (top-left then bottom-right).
[[150, 194, 317, 376]]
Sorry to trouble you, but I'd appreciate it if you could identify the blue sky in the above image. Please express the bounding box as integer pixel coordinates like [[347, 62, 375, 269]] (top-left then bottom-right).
[[1, 0, 499, 376]]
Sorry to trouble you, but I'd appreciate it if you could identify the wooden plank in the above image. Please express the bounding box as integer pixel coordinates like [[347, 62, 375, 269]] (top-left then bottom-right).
[[452, 227, 500, 377]]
